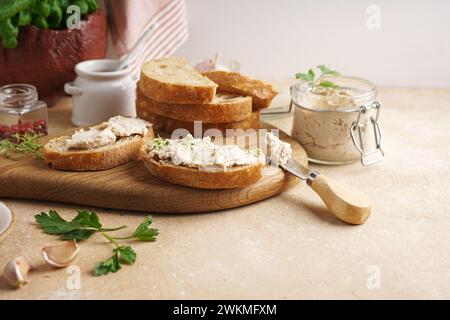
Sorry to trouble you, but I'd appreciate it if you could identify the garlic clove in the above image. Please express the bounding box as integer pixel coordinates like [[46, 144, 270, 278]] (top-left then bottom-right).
[[42, 240, 79, 268], [3, 256, 30, 288]]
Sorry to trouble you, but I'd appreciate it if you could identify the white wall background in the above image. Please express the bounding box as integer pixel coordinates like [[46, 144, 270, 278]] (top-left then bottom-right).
[[177, 0, 450, 87]]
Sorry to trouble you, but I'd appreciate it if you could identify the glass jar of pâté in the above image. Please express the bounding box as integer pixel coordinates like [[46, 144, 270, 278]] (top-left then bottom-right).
[[291, 76, 384, 165]]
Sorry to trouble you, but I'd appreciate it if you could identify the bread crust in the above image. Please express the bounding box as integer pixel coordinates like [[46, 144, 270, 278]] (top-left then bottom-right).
[[140, 59, 217, 104], [44, 130, 154, 171], [136, 86, 252, 123], [141, 155, 263, 189], [202, 71, 278, 109], [137, 108, 260, 136]]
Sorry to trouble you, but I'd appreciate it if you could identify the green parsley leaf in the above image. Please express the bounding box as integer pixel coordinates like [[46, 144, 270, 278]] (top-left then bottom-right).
[[61, 229, 97, 241], [295, 68, 315, 81], [95, 253, 121, 276], [317, 65, 341, 76], [94, 246, 136, 276], [318, 80, 340, 88], [72, 209, 102, 229], [35, 210, 82, 235], [34, 210, 99, 241], [295, 73, 309, 80], [131, 216, 159, 241], [117, 246, 137, 264], [295, 65, 341, 89]]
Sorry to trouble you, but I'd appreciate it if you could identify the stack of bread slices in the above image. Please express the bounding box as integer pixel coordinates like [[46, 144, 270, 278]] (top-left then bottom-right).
[[136, 57, 278, 136]]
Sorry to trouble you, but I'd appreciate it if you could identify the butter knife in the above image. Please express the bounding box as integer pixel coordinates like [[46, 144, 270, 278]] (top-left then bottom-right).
[[282, 159, 372, 225]]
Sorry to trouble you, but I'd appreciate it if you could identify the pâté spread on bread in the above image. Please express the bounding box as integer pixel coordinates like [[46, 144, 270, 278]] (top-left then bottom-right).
[[66, 116, 151, 150], [265, 132, 292, 166], [147, 134, 266, 171], [44, 116, 154, 171], [139, 132, 294, 189]]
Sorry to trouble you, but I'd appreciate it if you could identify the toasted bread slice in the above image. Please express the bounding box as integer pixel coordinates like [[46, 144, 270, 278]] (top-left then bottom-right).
[[44, 119, 154, 171], [154, 56, 189, 66], [140, 57, 218, 104], [136, 86, 252, 123], [202, 71, 278, 109], [142, 157, 263, 189], [140, 137, 264, 189], [137, 108, 260, 136]]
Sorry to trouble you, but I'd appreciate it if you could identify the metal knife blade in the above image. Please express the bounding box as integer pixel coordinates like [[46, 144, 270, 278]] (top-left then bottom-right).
[[281, 159, 317, 182]]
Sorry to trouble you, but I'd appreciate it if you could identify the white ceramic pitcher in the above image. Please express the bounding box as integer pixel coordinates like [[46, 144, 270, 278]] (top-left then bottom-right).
[[65, 59, 137, 126]]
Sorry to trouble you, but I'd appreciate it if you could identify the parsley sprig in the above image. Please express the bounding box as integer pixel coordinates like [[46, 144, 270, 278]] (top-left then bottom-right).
[[295, 65, 341, 89], [94, 246, 136, 276], [151, 137, 169, 150], [34, 209, 159, 276], [0, 133, 43, 160]]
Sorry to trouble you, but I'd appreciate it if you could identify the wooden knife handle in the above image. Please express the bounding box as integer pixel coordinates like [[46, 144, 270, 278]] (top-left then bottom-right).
[[308, 174, 372, 225]]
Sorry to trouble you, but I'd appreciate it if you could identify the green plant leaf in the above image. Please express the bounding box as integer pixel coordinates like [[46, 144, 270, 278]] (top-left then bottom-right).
[[35, 210, 98, 241], [61, 229, 96, 241], [317, 65, 341, 76], [131, 216, 159, 242], [318, 80, 340, 89], [117, 246, 136, 265], [0, 0, 35, 21], [94, 253, 121, 276], [295, 72, 313, 81], [72, 209, 102, 229], [94, 246, 136, 276], [0, 133, 43, 160], [35, 210, 82, 234], [295, 68, 316, 82]]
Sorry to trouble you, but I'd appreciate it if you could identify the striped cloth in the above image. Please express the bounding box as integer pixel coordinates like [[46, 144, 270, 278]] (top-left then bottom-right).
[[106, 0, 189, 77]]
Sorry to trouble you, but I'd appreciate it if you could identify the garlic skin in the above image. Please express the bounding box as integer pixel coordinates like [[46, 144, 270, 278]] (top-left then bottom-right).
[[42, 240, 79, 268], [3, 256, 30, 288]]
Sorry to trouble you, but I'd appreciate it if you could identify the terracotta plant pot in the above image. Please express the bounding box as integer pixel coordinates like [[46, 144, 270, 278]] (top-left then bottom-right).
[[0, 10, 108, 100]]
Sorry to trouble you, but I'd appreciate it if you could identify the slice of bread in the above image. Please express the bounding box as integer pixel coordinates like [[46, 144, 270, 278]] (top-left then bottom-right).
[[140, 138, 264, 189], [202, 71, 278, 109], [44, 121, 154, 171], [140, 57, 218, 104], [142, 157, 263, 189], [136, 86, 252, 123], [137, 108, 260, 136], [154, 56, 189, 66]]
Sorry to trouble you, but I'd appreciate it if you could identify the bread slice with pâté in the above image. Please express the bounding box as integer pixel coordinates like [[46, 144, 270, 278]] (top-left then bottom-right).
[[44, 116, 154, 171], [140, 135, 266, 189]]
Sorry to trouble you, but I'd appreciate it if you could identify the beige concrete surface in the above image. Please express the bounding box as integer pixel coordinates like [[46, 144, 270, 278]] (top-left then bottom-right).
[[0, 88, 449, 299]]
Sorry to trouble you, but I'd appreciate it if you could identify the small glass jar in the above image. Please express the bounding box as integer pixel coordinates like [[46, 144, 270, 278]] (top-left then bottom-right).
[[0, 84, 48, 140], [291, 76, 384, 166], [193, 56, 241, 72]]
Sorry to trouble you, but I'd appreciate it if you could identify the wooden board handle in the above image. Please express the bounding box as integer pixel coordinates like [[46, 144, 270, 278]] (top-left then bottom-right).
[[309, 174, 372, 225]]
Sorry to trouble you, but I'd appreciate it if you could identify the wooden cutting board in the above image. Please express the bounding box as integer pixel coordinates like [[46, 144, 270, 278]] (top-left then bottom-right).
[[0, 123, 308, 213]]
